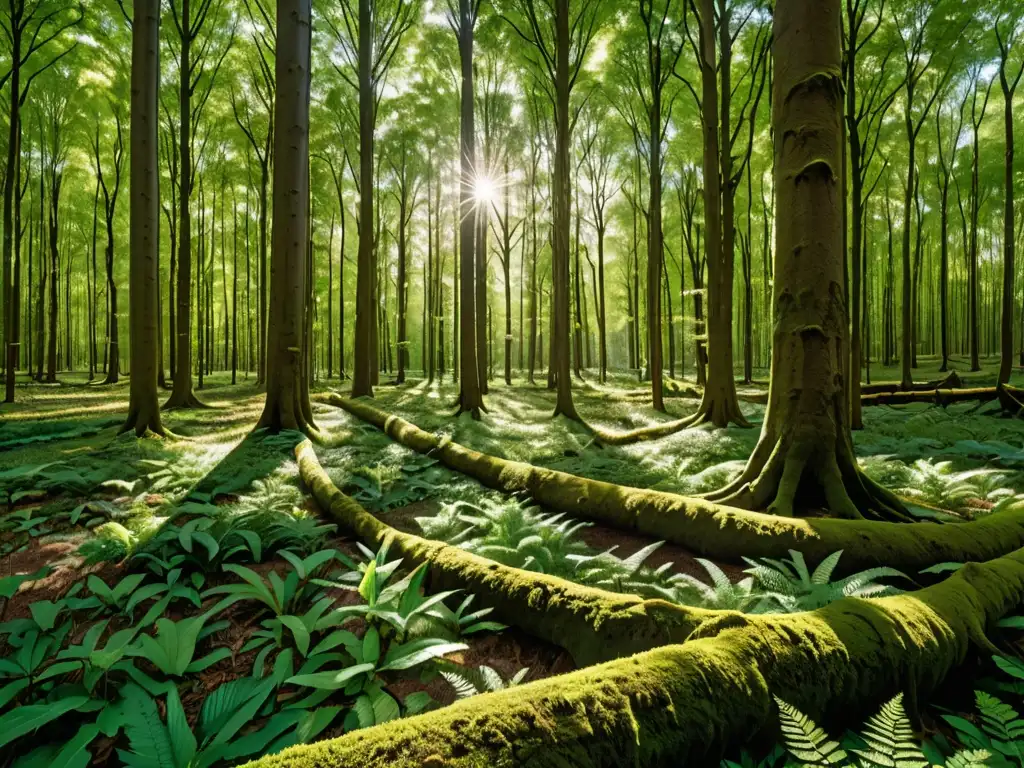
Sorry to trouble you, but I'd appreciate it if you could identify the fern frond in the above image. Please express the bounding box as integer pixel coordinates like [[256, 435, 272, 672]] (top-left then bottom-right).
[[774, 695, 848, 766], [849, 693, 927, 768]]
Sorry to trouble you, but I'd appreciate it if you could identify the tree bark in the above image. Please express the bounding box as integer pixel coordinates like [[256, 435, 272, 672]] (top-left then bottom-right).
[[257, 0, 314, 434], [122, 0, 166, 436], [705, 0, 906, 521]]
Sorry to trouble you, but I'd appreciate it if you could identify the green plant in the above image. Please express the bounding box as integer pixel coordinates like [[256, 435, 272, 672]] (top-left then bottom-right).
[[440, 664, 529, 699], [114, 678, 304, 768], [126, 612, 231, 680], [742, 550, 909, 612], [0, 566, 50, 619], [40, 621, 141, 695], [772, 692, 993, 768], [205, 549, 338, 617]]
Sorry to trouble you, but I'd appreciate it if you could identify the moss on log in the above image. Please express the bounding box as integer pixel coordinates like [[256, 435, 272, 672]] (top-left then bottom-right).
[[860, 370, 963, 395], [860, 386, 997, 407], [296, 441, 709, 666], [324, 395, 1024, 573], [246, 533, 1024, 768]]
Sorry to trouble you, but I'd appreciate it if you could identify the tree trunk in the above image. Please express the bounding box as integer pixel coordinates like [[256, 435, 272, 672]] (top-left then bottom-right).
[[123, 0, 166, 436], [998, 36, 1020, 386], [257, 0, 314, 434], [687, 0, 747, 427], [705, 0, 906, 522], [352, 0, 376, 398], [455, 0, 484, 417], [164, 0, 204, 409], [551, 0, 579, 420]]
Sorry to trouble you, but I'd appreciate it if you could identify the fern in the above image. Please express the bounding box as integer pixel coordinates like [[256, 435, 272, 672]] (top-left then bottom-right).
[[849, 693, 927, 768], [944, 749, 995, 768], [440, 665, 529, 699], [975, 691, 1024, 763], [774, 696, 848, 766]]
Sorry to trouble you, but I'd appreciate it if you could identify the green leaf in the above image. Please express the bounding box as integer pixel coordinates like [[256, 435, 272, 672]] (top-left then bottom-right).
[[118, 685, 175, 768], [285, 662, 375, 690], [379, 639, 468, 671], [165, 688, 197, 768], [279, 616, 311, 657], [359, 560, 378, 606], [369, 687, 400, 725], [362, 626, 381, 665], [0, 695, 89, 749]]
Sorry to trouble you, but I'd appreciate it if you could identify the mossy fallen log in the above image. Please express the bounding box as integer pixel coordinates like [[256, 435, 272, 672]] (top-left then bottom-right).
[[296, 441, 708, 666], [324, 394, 1024, 573], [860, 370, 963, 395], [860, 386, 997, 407], [247, 533, 1024, 768]]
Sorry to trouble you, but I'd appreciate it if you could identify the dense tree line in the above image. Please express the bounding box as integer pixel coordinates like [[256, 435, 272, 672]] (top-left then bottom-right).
[[0, 0, 1021, 445]]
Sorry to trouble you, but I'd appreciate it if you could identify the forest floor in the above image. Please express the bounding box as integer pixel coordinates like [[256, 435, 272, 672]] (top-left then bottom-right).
[[3, 355, 1024, 765]]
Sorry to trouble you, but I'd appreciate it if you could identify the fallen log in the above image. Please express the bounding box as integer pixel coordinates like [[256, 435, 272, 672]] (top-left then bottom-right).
[[323, 395, 1024, 574], [860, 370, 963, 395], [860, 386, 998, 408], [248, 531, 1024, 768], [296, 440, 707, 666]]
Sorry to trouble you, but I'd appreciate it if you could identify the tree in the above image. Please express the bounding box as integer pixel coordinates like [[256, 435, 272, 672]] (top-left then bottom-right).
[[122, 0, 166, 436], [580, 102, 613, 383], [996, 8, 1024, 386], [92, 107, 124, 385], [231, 0, 275, 388], [448, 0, 486, 416], [893, 0, 960, 388], [705, 0, 908, 521], [257, 0, 314, 433], [1, 0, 81, 402], [325, 0, 419, 399], [502, 0, 606, 421], [164, 0, 233, 410], [844, 0, 898, 427]]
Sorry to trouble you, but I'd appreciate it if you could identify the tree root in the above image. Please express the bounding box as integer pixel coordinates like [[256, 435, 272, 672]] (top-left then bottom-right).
[[586, 415, 693, 446], [162, 391, 211, 410], [248, 538, 1024, 768], [322, 395, 1024, 574], [295, 440, 708, 666]]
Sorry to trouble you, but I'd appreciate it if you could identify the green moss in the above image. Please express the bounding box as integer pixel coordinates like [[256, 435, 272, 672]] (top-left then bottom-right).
[[244, 543, 1024, 768], [296, 441, 708, 666], [328, 395, 1024, 574]]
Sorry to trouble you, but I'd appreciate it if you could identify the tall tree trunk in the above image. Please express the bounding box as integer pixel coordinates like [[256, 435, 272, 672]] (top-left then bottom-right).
[[165, 0, 204, 409], [123, 0, 166, 435], [351, 0, 376, 398], [688, 0, 746, 427], [258, 0, 314, 433], [455, 0, 484, 416], [706, 0, 905, 522], [998, 27, 1022, 385]]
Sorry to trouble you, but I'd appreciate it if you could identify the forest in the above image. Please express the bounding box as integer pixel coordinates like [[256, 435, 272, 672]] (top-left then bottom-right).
[[4, 0, 1024, 764]]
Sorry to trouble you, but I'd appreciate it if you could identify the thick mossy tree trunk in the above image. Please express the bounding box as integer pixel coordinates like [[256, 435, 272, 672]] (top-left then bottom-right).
[[122, 0, 166, 437], [257, 0, 315, 434], [705, 0, 905, 522]]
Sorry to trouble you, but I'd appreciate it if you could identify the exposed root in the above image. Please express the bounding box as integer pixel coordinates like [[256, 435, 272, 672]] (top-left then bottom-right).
[[295, 440, 706, 666], [587, 415, 692, 446], [322, 395, 1024, 574], [249, 541, 1024, 768], [162, 391, 210, 410]]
